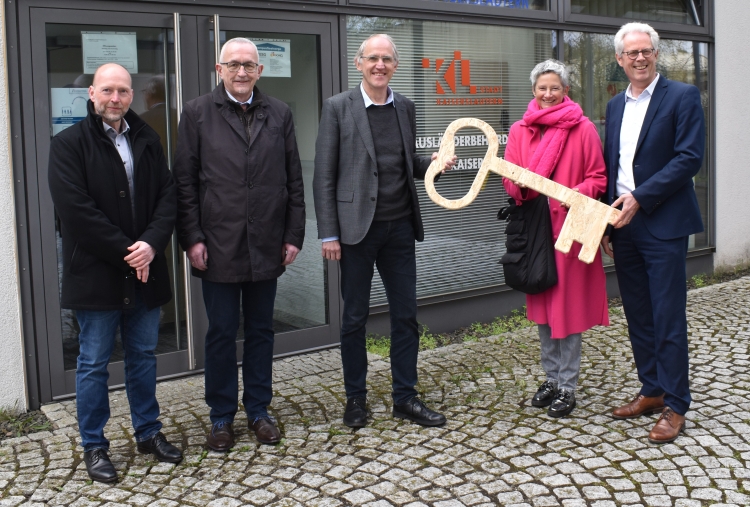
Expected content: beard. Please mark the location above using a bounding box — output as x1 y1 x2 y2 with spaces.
95 103 126 124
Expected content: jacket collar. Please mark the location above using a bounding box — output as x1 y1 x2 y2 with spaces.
84 99 153 143
213 83 268 146
212 82 265 108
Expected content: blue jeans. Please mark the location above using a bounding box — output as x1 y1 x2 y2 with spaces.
202 278 277 423
75 290 162 451
339 217 419 405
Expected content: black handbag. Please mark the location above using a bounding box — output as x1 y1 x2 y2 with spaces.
497 195 558 294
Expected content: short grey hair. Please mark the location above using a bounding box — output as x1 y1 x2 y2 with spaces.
530 59 569 89
219 37 258 63
614 22 660 55
354 34 400 65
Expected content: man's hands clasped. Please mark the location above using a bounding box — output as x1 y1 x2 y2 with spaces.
125 241 156 282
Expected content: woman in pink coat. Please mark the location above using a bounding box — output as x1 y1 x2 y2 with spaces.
503 59 609 417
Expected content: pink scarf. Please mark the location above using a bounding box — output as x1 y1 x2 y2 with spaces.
522 96 586 178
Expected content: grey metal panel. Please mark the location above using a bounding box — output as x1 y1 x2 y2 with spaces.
7 0 46 409
62 349 193 397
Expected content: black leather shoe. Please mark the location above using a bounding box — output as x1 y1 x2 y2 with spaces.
532 380 558 407
137 432 183 463
393 397 446 427
249 416 282 445
547 389 576 418
206 421 234 452
343 397 368 428
83 448 117 483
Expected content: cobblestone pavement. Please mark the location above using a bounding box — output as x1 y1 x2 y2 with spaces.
2 276 750 507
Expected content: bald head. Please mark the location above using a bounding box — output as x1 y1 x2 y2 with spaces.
89 63 134 130
92 63 132 88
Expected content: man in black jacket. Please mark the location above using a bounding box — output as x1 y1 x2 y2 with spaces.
174 38 305 450
48 63 181 483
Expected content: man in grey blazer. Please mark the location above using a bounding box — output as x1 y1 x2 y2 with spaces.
313 34 454 428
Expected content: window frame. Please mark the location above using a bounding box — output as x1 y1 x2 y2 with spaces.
561 0 712 37
344 0 558 22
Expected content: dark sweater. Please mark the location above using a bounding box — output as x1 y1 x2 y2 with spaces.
367 104 412 222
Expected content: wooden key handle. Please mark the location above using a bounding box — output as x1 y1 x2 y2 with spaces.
425 118 500 210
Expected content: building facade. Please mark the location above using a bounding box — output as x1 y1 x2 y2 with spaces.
0 0 745 410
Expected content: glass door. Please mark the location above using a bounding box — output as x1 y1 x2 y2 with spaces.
197 14 340 357
27 8 201 398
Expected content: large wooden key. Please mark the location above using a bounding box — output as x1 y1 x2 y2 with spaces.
424 118 621 264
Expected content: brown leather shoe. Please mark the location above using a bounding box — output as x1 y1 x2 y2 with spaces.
648 407 685 444
249 416 281 445
206 422 234 452
612 394 665 420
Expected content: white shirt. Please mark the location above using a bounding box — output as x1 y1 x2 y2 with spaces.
226 89 254 106
102 119 135 210
617 74 660 196
360 82 395 108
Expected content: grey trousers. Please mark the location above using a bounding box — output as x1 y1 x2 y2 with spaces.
539 324 582 391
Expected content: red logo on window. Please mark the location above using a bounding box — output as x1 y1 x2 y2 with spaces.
422 52 503 105
422 51 476 95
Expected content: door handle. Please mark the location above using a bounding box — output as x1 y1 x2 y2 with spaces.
214 14 221 86
173 12 196 370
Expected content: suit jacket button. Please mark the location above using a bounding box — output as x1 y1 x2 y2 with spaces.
124 298 130 304
248 182 254 188
248 216 254 222
373 172 378 176
371 197 375 201
119 191 126 197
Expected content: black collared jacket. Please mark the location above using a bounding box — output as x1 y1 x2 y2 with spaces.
48 100 176 310
173 84 305 283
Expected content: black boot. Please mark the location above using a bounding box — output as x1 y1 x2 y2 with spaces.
547 388 576 418
531 380 558 407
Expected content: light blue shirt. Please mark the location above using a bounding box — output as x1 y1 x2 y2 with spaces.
103 119 135 210
321 83 396 244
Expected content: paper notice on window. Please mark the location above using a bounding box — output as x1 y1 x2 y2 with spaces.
50 88 89 136
255 39 291 78
81 32 138 74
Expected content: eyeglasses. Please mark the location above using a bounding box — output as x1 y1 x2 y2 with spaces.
361 54 396 65
219 61 259 73
622 48 656 60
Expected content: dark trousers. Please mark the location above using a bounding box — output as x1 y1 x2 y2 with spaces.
202 278 277 423
339 217 419 405
612 211 691 415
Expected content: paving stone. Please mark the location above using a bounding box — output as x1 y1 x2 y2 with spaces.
3 277 750 505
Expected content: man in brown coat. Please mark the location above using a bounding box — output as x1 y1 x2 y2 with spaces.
174 37 305 449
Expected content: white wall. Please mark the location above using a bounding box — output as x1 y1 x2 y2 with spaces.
714 1 750 269
0 3 28 412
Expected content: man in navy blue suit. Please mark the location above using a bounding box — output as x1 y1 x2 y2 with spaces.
601 22 705 444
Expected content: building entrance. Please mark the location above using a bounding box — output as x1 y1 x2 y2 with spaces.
23 4 340 401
